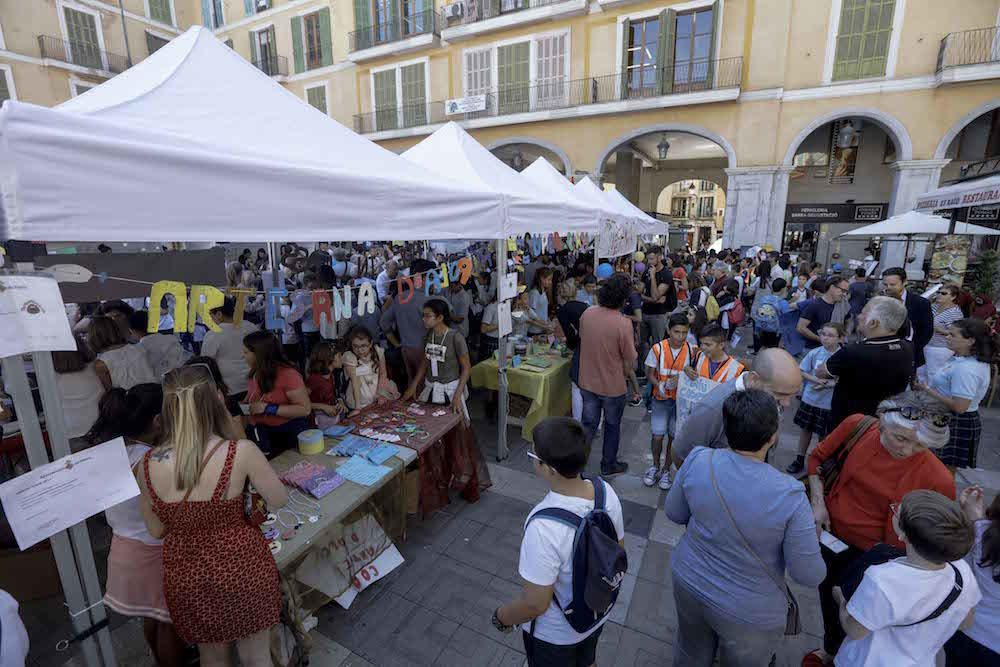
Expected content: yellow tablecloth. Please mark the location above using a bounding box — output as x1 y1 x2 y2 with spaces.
470 354 572 443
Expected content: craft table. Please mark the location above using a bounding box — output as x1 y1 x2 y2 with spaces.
470 353 572 443
345 400 491 516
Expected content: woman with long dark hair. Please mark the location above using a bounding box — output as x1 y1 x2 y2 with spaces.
402 298 472 421
242 330 310 456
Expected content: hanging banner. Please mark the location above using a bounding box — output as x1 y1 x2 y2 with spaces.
445 95 487 115
596 219 638 259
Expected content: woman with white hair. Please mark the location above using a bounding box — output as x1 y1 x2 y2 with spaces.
802 391 955 666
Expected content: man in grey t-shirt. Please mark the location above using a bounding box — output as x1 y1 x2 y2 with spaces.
672 349 803 466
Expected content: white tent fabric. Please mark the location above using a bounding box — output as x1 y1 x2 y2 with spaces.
606 189 668 235
838 211 1000 237
915 175 1000 212
520 157 581 197
573 177 632 227
401 123 599 235
0 27 505 242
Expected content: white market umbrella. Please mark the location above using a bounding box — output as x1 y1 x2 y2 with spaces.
838 211 1000 238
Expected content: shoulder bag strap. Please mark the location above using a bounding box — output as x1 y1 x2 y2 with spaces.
899 563 964 627
709 450 795 606
834 416 878 469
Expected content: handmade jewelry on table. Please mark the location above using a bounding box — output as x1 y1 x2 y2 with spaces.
262 512 277 526
268 540 282 555
287 490 322 524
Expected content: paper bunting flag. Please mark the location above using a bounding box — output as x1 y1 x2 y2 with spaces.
265 287 287 330
149 281 188 333
188 285 224 332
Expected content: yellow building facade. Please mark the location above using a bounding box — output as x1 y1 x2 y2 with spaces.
3 0 1000 263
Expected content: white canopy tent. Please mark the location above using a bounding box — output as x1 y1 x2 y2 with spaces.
401 122 599 235
915 174 1000 212
0 27 505 242
606 188 669 235
573 176 633 228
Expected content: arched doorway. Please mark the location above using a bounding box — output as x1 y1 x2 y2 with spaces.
938 103 1000 184
655 179 727 250
783 111 909 270
595 125 732 250
487 138 572 174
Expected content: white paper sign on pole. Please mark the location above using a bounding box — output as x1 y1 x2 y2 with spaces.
499 272 518 302
445 95 487 115
0 274 76 358
596 219 638 259
0 437 140 550
497 301 513 337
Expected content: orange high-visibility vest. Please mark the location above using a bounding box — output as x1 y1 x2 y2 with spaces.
696 354 745 383
649 342 693 400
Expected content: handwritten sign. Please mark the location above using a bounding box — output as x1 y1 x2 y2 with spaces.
0 274 77 358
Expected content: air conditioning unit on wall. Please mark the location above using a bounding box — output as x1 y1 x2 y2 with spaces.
256 0 271 11
445 3 464 19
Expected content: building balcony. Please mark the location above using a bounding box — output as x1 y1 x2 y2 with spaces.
354 57 742 136
937 26 1000 83
253 55 287 77
37 35 128 75
440 0 587 42
348 9 440 62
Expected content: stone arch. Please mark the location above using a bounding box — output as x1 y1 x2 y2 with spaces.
782 107 913 166
593 123 739 176
933 98 1000 160
485 136 573 174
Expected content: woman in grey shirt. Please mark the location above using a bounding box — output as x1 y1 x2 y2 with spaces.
665 389 826 666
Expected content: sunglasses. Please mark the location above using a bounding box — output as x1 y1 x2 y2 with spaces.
883 406 952 428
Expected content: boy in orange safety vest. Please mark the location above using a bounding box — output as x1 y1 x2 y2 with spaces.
684 323 746 384
643 313 694 490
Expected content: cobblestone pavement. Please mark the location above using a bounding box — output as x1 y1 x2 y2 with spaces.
37 336 1000 666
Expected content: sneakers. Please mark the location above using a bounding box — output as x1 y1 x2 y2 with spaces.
658 470 673 490
602 461 629 476
786 456 805 476
642 466 659 487
628 396 643 408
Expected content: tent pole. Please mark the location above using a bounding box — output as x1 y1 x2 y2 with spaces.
0 356 109 667
495 237 509 461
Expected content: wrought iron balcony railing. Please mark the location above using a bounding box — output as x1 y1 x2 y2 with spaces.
937 26 1000 71
348 8 439 52
441 0 573 28
37 35 129 73
253 55 288 77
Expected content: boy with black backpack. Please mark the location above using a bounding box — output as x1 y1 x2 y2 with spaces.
493 417 627 666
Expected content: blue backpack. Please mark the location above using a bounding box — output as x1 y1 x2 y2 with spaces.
525 476 628 634
756 294 782 333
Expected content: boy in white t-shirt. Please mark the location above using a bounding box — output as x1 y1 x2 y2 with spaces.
833 489 981 667
493 417 625 666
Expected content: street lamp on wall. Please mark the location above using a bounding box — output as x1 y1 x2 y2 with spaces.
657 134 670 160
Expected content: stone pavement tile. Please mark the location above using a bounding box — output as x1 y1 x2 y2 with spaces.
624 533 648 575
773 632 826 667
647 508 686 546
625 579 679 639
434 625 524 666
53 616 153 667
611 626 674 666
340 656 376 667
460 577 528 653
317 579 399 652
608 572 638 625
400 509 457 554
485 463 549 506
354 592 459 666
636 540 674 586
593 620 624 664
460 490 534 535
607 472 663 509
307 631 354 666
620 498 656 537
387 549 440 598
444 520 523 581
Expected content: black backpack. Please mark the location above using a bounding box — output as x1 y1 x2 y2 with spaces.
525 475 628 634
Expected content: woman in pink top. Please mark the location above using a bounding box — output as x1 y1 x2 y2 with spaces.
242 331 311 457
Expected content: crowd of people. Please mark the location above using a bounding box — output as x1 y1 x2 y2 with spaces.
1 239 999 667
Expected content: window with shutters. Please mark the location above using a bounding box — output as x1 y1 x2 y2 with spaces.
673 6 714 92
626 18 660 96
700 180 715 191
698 196 714 218
400 62 426 126
373 68 399 131
145 32 169 56
497 42 529 115
148 0 174 25
252 26 278 74
304 12 323 70
535 33 567 109
402 0 427 36
63 7 103 70
209 0 224 28
832 0 896 81
306 84 328 115
464 48 492 115
671 197 689 218
371 60 428 130
0 67 13 107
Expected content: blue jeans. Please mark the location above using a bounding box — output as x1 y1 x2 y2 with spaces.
580 388 626 468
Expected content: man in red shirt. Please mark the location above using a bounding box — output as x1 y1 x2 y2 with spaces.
579 274 641 476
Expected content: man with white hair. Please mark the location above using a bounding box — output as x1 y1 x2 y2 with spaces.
376 260 399 302
818 295 913 427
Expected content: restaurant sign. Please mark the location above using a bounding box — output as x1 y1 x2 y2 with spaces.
916 182 1000 211
785 203 887 223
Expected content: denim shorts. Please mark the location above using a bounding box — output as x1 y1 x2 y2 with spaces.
651 397 677 437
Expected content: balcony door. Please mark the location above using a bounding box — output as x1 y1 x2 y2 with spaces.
402 0 426 35
63 7 103 70
534 33 567 109
624 17 660 98
464 48 493 117
253 26 277 74
497 42 529 115
304 12 323 70
673 6 715 92
373 69 399 131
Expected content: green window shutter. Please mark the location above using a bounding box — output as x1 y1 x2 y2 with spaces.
149 0 172 24
307 86 328 114
498 42 529 115
201 0 212 28
388 0 401 42
619 17 630 99
833 0 895 81
400 62 426 126
64 7 103 70
318 7 333 67
244 0 254 17
705 1 720 86
353 0 372 50
291 16 304 73
373 69 398 131
249 31 258 64
658 9 676 95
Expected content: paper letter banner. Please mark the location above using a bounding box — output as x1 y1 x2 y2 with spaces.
265 288 287 330
437 263 450 289
228 288 254 325
455 257 473 284
148 281 188 332
332 286 352 322
312 290 333 329
396 276 414 304
357 282 376 316
188 285 224 332
0 274 77 358
423 268 442 295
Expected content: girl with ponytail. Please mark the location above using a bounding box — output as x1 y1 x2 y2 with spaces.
90 383 185 666
136 365 287 666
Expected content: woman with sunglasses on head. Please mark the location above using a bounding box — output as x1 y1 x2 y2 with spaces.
914 318 995 471
136 365 288 667
242 330 311 457
802 391 955 666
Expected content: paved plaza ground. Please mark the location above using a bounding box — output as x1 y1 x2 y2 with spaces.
28 343 1000 667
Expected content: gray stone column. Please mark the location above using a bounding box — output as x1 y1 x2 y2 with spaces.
722 166 795 249
882 159 952 278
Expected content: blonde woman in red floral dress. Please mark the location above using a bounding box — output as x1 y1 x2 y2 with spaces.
137 364 288 666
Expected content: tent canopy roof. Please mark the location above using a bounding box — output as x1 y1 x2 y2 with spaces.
0 27 504 242
838 211 1000 237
